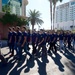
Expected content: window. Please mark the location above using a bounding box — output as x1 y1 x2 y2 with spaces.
2 0 22 15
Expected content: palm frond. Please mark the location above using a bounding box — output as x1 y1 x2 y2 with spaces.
35 18 44 25
28 9 43 29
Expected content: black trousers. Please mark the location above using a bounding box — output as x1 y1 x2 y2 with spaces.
8 43 12 52
32 43 36 55
27 42 30 51
11 44 14 55
0 54 7 65
38 44 47 55
48 42 57 53
68 41 71 49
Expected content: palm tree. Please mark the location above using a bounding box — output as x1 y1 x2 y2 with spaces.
28 10 44 31
52 0 62 30
48 0 63 30
49 0 52 30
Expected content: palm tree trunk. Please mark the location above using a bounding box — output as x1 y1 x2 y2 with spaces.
53 4 56 30
32 25 34 31
50 0 52 30
53 0 56 30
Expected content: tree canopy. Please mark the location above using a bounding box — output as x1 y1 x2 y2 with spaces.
28 9 44 30
0 12 28 26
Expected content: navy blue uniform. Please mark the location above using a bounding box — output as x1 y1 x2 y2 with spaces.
67 34 72 43
11 31 17 55
64 33 68 41
67 34 72 49
32 33 37 55
16 31 22 43
8 32 12 42
18 32 32 61
11 31 17 44
8 31 12 52
27 32 31 50
27 32 30 43
38 33 47 55
48 34 52 43
32 33 37 43
59 34 63 40
46 33 49 42
53 33 57 43
43 33 47 44
37 33 40 44
39 34 45 45
20 32 27 45
48 33 57 53
14 31 22 57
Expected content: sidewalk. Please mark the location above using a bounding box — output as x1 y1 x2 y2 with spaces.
0 47 75 75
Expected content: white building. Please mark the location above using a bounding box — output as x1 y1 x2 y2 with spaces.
9 0 21 16
55 0 75 30
0 0 28 16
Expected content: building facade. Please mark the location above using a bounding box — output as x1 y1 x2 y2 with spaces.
0 0 28 39
8 0 21 16
55 0 75 30
1 0 28 16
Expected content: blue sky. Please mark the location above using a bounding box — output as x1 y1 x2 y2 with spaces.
26 0 69 30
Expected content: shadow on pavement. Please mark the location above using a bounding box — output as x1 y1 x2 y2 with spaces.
48 52 64 72
0 53 35 75
63 49 75 75
0 47 75 75
63 49 75 63
36 54 49 75
0 57 16 75
24 57 35 73
0 54 27 75
8 54 26 75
